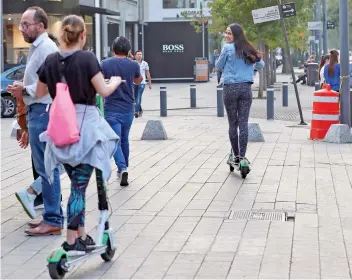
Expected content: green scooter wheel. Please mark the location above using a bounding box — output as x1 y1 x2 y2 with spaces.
48 257 67 279
101 234 116 262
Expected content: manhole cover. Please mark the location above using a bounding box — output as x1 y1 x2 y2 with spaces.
228 211 287 221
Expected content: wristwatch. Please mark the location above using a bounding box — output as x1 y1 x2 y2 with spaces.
22 87 30 96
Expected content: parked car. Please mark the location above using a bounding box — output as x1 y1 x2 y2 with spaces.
1 65 25 118
1 97 6 116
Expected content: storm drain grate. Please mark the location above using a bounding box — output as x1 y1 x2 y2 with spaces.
228 211 287 222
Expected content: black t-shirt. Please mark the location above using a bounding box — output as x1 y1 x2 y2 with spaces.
37 50 101 105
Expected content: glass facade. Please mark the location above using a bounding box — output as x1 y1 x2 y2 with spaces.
3 13 95 67
162 0 213 10
163 0 198 9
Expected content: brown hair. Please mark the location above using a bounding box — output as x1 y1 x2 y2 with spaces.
328 49 339 76
318 54 330 80
61 15 85 47
229 23 262 64
27 6 48 29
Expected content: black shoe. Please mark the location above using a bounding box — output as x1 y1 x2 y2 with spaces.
79 234 95 251
120 171 129 187
134 112 139 118
62 238 87 252
234 156 240 165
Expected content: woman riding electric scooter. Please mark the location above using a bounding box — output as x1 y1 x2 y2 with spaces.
216 23 264 178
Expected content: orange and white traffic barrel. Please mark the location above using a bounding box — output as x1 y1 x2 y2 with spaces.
310 84 339 139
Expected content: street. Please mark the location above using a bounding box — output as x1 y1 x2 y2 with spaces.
2 75 352 279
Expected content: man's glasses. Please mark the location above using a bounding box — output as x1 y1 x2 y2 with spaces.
19 22 38 32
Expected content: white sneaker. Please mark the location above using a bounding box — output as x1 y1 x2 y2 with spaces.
15 189 37 219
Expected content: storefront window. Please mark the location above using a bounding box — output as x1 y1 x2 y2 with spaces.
163 0 198 8
3 13 95 66
83 15 94 52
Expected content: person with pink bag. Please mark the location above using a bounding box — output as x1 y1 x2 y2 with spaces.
36 15 121 252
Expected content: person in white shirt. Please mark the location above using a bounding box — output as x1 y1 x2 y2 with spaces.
7 6 63 236
134 50 152 118
318 54 330 87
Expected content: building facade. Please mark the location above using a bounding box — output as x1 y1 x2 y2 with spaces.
1 0 140 71
140 0 212 81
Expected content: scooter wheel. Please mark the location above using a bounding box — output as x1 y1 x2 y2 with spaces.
229 165 234 172
101 238 115 262
241 167 249 179
48 258 67 279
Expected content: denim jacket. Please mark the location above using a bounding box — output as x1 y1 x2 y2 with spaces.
215 43 265 84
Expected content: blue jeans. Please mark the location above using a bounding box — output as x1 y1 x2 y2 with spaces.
134 84 146 113
105 111 134 171
27 104 63 227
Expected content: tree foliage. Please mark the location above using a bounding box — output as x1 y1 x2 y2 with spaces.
326 0 352 49
208 0 314 50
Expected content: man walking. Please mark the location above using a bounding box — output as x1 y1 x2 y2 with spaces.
101 37 142 186
7 6 63 236
134 50 152 118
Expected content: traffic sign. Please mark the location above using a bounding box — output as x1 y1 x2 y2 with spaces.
252 5 281 24
308 21 323 30
280 3 296 18
327 21 336 29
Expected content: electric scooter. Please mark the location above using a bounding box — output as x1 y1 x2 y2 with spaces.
227 149 250 179
46 169 116 279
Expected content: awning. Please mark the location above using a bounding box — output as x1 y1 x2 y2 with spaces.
79 5 120 16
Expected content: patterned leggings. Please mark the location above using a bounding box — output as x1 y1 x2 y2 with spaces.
64 164 94 231
223 83 253 158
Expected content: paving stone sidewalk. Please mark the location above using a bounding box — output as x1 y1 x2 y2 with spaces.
2 110 352 279
142 72 315 122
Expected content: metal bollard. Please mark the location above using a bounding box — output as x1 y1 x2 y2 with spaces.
160 86 167 117
217 85 224 117
267 88 274 120
282 82 288 107
190 85 196 108
315 82 320 91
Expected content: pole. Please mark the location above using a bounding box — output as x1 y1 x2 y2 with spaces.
277 0 307 125
190 85 196 108
217 85 224 117
282 82 288 107
267 88 275 119
339 0 350 126
322 0 328 54
202 23 205 58
315 82 320 91
316 0 322 57
201 2 205 58
160 87 167 117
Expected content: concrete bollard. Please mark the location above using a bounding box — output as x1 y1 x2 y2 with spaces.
315 82 320 91
282 82 288 107
217 85 224 117
267 87 274 120
190 85 196 108
160 86 167 117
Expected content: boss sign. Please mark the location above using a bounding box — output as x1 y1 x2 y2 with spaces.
162 44 185 53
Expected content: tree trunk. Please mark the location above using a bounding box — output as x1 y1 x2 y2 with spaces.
257 30 264 99
282 48 291 74
265 44 271 87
